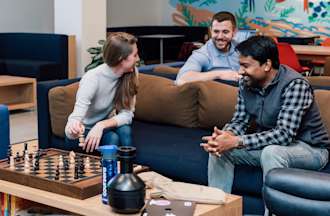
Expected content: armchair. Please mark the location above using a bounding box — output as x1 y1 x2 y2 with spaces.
263 168 330 216
0 104 10 159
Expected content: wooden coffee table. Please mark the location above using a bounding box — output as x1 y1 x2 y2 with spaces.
0 180 242 216
0 75 36 110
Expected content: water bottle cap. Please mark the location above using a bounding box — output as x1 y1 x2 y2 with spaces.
98 145 117 158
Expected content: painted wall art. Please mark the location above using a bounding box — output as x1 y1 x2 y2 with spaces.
169 0 330 42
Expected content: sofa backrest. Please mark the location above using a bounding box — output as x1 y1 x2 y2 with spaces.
47 74 330 140
0 33 68 61
0 33 68 72
315 90 330 136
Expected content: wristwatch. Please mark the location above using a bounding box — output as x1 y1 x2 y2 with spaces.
236 137 245 149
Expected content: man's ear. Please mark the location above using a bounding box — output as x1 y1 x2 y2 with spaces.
265 59 272 71
233 28 238 37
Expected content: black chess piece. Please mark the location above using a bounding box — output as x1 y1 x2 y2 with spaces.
35 160 39 171
64 160 69 171
15 152 20 162
24 142 28 154
7 147 12 164
74 165 79 179
55 166 60 180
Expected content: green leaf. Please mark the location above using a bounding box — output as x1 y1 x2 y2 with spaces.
98 40 105 45
264 0 276 13
87 47 102 54
280 7 295 18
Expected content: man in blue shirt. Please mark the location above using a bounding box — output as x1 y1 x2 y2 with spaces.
175 11 249 86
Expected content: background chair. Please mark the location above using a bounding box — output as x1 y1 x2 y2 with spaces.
310 38 330 75
263 168 330 216
0 104 10 159
277 42 311 75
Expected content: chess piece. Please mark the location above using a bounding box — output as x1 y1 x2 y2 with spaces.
78 125 85 148
15 152 20 162
34 160 39 171
58 155 64 168
9 156 15 170
24 160 30 173
85 157 90 169
55 165 60 180
79 133 85 147
7 146 12 164
74 165 79 179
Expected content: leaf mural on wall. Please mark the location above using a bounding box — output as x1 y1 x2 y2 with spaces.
169 0 330 41
264 0 277 13
236 0 250 28
308 1 330 23
173 0 217 26
248 0 255 12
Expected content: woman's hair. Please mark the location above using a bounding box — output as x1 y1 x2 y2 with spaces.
103 32 138 111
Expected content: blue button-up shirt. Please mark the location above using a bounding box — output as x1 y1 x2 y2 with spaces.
176 39 240 82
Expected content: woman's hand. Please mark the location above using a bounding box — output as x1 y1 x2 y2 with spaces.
84 122 105 152
66 119 84 139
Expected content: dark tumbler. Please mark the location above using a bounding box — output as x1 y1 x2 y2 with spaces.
107 146 146 213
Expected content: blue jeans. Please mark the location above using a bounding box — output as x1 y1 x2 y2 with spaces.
100 125 132 147
65 125 132 149
208 140 329 193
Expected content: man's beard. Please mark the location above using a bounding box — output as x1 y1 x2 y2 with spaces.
243 76 258 88
213 39 230 51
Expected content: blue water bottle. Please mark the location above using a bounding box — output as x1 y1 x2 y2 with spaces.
98 145 118 204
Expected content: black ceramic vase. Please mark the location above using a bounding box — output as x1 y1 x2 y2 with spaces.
107 146 146 213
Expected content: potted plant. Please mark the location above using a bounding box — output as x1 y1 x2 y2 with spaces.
85 39 144 72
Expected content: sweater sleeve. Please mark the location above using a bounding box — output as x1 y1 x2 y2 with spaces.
112 96 136 126
65 75 98 138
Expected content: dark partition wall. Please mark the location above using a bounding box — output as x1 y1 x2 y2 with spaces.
107 26 208 64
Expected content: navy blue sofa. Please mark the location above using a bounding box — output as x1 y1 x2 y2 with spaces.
0 33 69 81
0 104 10 159
37 63 330 215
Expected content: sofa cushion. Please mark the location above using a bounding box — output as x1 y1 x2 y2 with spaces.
314 89 330 135
135 73 199 128
48 82 79 137
153 65 180 74
306 76 330 88
197 81 238 129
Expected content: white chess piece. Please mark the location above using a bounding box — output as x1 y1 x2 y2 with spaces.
85 157 90 169
24 160 30 173
9 156 15 170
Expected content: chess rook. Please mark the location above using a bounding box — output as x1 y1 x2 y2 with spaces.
78 133 85 147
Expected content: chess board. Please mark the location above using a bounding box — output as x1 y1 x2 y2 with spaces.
0 148 102 199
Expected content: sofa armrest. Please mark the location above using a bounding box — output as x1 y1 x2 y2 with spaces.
0 104 10 159
37 78 80 149
324 56 330 76
263 168 330 216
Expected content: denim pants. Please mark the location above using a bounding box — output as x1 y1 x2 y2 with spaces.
100 125 132 147
65 125 132 149
208 140 329 193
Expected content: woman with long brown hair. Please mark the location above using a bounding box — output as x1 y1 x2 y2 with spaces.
65 32 139 152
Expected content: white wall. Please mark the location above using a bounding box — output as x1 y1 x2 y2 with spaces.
55 0 106 77
0 0 54 33
107 0 163 27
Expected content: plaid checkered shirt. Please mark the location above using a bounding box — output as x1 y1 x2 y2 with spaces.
223 78 313 150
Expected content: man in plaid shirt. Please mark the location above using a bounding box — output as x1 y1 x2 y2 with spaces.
201 36 330 194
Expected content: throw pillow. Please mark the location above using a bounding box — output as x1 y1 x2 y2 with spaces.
153 65 180 74
135 73 199 127
48 82 79 137
197 81 238 129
